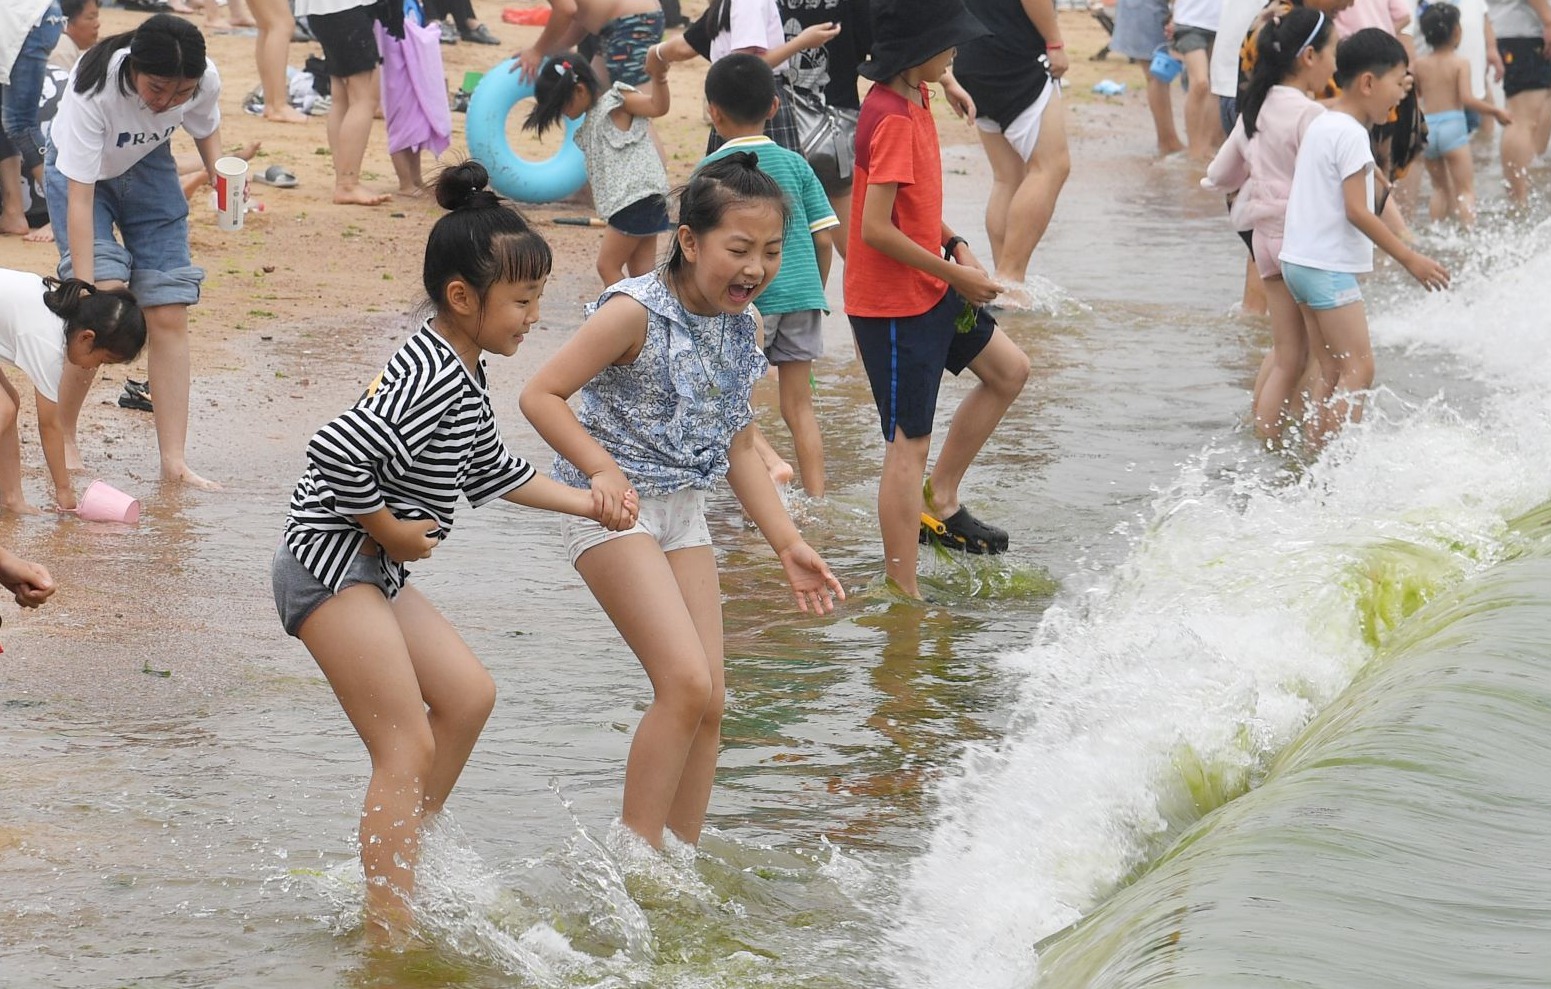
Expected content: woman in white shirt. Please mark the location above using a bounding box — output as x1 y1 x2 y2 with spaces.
43 12 222 490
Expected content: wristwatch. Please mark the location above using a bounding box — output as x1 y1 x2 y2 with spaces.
943 235 968 259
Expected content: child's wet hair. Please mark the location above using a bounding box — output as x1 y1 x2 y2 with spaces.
424 161 553 314
75 12 206 99
41 277 146 362
1241 7 1335 137
663 152 790 280
704 53 776 126
523 52 601 137
1419 2 1462 49
1335 27 1409 89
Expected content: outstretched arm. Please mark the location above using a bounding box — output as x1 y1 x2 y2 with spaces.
725 427 844 613
33 394 73 511
1342 169 1448 289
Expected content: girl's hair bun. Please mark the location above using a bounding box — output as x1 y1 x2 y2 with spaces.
435 160 502 212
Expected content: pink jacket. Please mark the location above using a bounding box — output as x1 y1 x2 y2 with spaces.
1203 85 1325 239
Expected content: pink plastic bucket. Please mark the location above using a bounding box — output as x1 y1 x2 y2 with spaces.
76 480 141 524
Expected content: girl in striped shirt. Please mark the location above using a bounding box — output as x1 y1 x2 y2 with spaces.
272 161 637 941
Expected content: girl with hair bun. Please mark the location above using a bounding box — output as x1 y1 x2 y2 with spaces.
521 152 845 850
0 268 145 515
44 12 222 491
272 161 638 941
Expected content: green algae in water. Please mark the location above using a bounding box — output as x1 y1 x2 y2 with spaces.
1340 539 1465 650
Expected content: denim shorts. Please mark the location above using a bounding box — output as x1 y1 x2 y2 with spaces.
272 541 394 638
1172 25 1214 56
607 194 671 236
564 488 711 566
1 1 63 169
1281 261 1363 311
44 141 204 308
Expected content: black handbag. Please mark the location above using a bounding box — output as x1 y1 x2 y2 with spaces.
786 83 857 190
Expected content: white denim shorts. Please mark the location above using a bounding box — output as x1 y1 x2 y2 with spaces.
564 488 711 566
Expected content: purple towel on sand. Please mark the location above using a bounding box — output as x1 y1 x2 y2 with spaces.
375 19 452 157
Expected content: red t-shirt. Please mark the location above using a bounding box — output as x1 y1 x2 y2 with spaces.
843 83 948 319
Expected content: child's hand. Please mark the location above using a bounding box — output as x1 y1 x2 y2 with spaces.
646 43 668 81
947 264 1002 308
0 549 55 609
589 467 639 531
1494 106 1514 125
378 518 440 563
794 21 841 50
1403 250 1450 291
776 541 845 614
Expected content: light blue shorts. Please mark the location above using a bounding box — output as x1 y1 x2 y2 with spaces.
1281 261 1363 311
1424 109 1470 159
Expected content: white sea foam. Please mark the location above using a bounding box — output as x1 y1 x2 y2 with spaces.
887 221 1551 989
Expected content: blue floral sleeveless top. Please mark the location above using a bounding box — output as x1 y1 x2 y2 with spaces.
553 273 769 496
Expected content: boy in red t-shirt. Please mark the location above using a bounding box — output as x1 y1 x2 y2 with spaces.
846 0 1030 598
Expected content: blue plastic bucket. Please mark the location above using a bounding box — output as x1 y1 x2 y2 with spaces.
1149 44 1183 83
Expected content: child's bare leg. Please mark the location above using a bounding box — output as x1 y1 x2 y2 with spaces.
626 232 658 277
749 422 794 487
978 130 1017 269
251 0 308 123
575 535 719 847
390 149 424 196
1143 66 1184 156
0 156 27 236
0 376 36 514
1242 254 1267 315
983 97 1070 303
1252 276 1308 443
595 227 639 287
145 303 220 490
880 432 932 598
1442 145 1477 226
924 330 1029 518
776 360 825 497
329 71 392 206
1308 302 1373 440
661 545 724 843
1424 156 1452 221
390 585 496 815
1182 49 1218 159
299 585 435 940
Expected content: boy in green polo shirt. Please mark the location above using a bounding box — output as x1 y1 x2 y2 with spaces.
700 53 839 498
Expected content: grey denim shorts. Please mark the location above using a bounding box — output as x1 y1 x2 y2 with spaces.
271 541 393 638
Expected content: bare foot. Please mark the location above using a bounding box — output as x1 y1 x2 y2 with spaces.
23 223 53 244
991 283 1034 310
163 464 223 491
205 17 232 30
234 140 263 160
334 187 393 206
4 499 42 517
395 185 427 199
0 215 27 236
768 458 795 488
263 106 309 124
181 170 209 199
1156 141 1186 158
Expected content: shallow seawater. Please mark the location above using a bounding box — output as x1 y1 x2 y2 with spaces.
5 128 1551 988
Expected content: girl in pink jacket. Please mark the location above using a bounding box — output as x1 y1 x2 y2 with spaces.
1205 7 1336 445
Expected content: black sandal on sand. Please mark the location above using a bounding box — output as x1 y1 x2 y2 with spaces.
118 379 152 413
919 507 1009 555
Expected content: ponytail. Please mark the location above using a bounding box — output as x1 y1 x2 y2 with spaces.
522 53 600 137
41 277 147 362
1241 7 1332 138
75 13 206 99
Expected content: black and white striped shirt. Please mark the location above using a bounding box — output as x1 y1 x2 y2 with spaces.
284 321 535 593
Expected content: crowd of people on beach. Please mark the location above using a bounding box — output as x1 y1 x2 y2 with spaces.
1 0 1548 944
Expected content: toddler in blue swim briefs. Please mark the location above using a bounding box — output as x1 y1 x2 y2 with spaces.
1413 2 1512 226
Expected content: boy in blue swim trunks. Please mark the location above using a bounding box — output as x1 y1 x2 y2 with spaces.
846 0 1032 595
1280 29 1450 443
1414 2 1512 226
515 0 665 89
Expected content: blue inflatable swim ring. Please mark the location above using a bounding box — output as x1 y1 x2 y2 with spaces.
465 58 588 204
